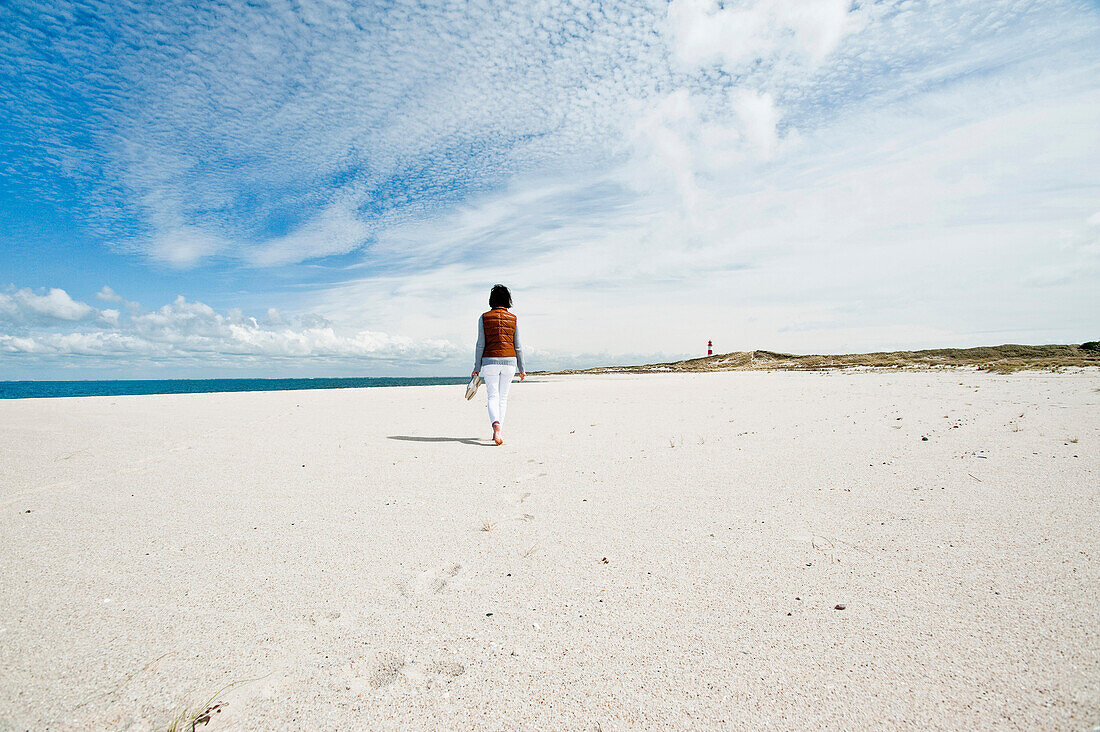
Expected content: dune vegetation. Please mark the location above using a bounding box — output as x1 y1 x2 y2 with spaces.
551 343 1100 375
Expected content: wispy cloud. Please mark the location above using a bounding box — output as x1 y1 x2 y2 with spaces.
250 196 373 267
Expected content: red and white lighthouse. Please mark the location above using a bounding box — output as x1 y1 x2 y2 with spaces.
707 340 713 356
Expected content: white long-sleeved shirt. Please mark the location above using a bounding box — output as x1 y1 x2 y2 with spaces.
473 315 525 373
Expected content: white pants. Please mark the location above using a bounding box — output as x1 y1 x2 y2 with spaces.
480 362 516 427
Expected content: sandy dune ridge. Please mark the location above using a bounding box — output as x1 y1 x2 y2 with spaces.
0 370 1097 729
551 344 1100 375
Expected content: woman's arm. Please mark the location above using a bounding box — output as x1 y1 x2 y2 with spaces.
472 316 485 376
514 321 525 376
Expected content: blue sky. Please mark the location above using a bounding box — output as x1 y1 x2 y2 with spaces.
1 0 1098 379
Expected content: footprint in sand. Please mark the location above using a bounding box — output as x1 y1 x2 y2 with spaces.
343 653 406 693
405 660 467 687
401 563 462 597
307 609 345 626
495 470 548 505
345 654 466 694
369 655 407 688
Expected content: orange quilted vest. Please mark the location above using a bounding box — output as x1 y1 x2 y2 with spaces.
482 308 517 358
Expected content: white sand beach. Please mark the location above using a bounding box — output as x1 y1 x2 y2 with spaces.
1 370 1097 730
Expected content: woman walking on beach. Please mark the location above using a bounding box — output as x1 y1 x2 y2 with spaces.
472 284 526 445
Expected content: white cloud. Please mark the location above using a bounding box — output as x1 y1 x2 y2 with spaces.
665 0 855 71
23 287 93 321
147 226 228 267
95 286 124 303
627 90 707 210
96 286 141 312
0 288 459 367
0 287 96 323
731 89 781 159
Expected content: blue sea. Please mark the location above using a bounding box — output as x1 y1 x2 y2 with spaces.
0 377 471 400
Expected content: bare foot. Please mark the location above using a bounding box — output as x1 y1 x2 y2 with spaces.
492 422 503 445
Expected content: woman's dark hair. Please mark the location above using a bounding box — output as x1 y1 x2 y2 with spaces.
489 284 512 309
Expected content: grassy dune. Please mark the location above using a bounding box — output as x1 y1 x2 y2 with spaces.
550 343 1100 375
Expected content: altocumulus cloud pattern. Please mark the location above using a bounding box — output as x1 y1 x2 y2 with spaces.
1 0 1098 376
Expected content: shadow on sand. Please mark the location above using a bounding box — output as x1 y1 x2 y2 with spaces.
387 435 489 446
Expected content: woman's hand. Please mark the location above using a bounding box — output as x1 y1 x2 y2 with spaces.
519 372 526 381
471 370 478 377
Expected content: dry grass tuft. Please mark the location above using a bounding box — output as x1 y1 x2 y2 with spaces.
165 676 262 732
